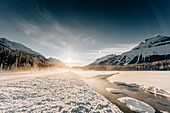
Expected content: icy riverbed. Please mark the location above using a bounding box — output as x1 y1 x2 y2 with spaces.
74 70 170 112
0 71 122 112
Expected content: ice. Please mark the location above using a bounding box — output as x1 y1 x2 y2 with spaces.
114 81 126 85
108 71 170 97
118 97 155 113
106 88 122 94
139 85 170 98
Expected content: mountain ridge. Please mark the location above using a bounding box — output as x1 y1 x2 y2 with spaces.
90 35 170 66
0 37 46 61
0 37 66 70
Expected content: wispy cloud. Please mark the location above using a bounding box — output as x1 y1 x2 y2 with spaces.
78 43 138 65
88 43 138 55
10 8 98 65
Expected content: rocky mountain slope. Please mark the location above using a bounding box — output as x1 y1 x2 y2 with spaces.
90 35 170 66
0 38 46 60
0 37 66 70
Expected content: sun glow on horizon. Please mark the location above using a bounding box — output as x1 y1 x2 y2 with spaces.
65 58 73 63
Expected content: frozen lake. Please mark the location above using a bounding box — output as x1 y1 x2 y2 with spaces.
108 71 170 91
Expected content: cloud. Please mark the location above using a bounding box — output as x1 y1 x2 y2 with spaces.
89 43 137 55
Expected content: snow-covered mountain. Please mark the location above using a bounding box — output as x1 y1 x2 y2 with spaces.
0 37 46 60
90 35 170 65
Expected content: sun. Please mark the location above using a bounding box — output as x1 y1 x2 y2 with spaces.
65 58 73 63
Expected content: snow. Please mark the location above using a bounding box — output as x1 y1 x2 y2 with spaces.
106 88 122 94
139 85 170 97
118 97 155 113
108 71 170 97
0 70 122 112
93 54 116 64
160 110 169 113
0 69 68 82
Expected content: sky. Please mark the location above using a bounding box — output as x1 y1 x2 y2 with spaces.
0 0 170 66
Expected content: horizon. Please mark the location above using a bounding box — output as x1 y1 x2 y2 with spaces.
0 0 170 66
0 34 165 67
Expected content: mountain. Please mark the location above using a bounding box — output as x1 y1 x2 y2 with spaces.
0 37 66 70
48 57 67 67
0 46 56 71
90 35 170 66
0 38 46 60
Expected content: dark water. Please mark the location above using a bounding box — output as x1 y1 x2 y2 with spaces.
81 75 170 113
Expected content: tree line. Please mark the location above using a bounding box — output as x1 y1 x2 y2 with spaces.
86 60 170 71
0 46 55 71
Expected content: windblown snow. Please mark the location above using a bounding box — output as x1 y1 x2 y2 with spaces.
0 71 122 112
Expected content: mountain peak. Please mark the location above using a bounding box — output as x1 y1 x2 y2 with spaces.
154 34 161 37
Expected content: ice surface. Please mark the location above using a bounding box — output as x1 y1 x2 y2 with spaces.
0 71 122 112
108 71 170 97
118 97 155 113
106 88 122 94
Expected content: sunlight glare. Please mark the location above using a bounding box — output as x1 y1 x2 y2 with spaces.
65 58 73 63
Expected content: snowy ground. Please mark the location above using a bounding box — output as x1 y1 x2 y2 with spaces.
0 71 122 112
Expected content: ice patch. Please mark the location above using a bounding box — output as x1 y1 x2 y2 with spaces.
114 81 126 85
118 97 155 113
106 88 122 94
139 85 170 98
